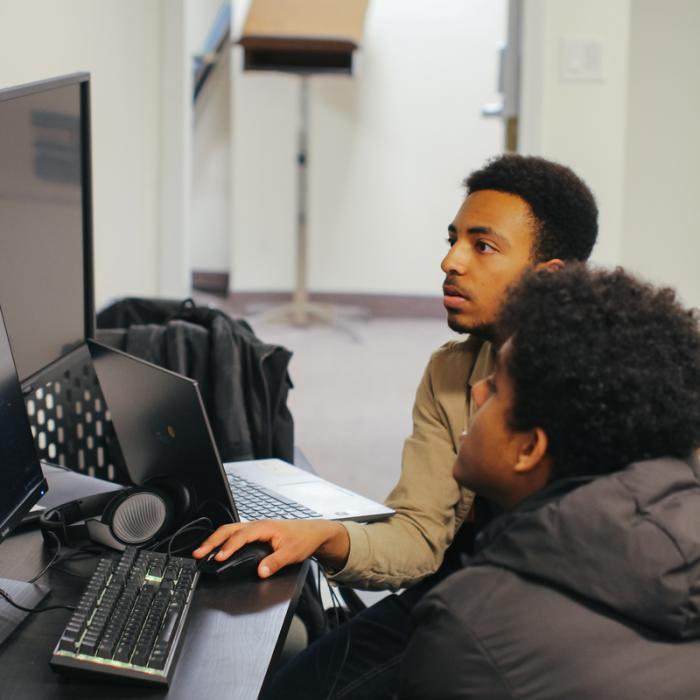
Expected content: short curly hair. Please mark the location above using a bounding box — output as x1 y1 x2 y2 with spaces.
465 154 598 262
497 265 700 480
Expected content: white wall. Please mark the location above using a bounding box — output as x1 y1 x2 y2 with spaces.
158 0 230 296
0 0 162 309
190 2 232 273
230 0 507 295
519 0 631 266
158 0 194 298
621 0 700 308
230 55 299 292
519 0 700 308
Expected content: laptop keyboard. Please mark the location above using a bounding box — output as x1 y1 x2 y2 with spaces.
226 473 322 520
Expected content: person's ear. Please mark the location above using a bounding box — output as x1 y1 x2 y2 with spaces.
535 258 564 272
513 427 549 474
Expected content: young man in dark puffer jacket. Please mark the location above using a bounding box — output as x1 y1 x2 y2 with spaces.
401 265 700 699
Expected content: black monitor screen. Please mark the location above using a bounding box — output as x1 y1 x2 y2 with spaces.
0 75 92 383
0 306 46 541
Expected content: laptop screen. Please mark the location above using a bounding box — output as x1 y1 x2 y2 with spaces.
0 306 47 540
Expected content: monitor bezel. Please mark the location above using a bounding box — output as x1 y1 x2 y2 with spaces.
0 478 47 543
0 305 48 543
0 72 96 392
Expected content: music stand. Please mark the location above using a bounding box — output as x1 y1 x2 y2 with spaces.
238 0 369 327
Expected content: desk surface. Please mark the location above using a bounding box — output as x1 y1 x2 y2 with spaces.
0 525 308 699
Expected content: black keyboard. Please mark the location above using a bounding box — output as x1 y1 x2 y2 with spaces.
227 473 322 520
51 547 199 686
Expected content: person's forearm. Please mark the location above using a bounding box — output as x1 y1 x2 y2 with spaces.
315 521 351 571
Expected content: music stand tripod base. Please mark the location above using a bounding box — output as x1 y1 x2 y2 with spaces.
260 299 336 327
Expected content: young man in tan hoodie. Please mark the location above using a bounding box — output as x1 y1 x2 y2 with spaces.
196 154 599 699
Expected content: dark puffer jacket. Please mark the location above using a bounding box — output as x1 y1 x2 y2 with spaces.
400 457 700 699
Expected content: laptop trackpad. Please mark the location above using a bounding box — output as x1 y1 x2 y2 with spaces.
280 482 371 514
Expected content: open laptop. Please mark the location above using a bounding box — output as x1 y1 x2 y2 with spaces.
87 340 394 524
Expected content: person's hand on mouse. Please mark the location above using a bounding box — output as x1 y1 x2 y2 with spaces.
192 519 350 578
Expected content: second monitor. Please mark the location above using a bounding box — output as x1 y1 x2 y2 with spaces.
0 72 94 390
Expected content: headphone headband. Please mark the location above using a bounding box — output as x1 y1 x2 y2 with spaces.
40 490 126 547
40 479 193 550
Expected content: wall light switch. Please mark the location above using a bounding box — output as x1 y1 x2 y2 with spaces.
559 37 604 82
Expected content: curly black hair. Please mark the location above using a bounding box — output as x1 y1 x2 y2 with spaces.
465 154 598 263
497 265 700 480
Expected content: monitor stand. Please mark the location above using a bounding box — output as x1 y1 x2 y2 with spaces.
0 577 49 646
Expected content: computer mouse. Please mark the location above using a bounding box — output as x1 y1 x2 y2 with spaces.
198 541 274 581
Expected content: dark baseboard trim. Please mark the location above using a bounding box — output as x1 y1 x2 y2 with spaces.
192 290 445 319
192 271 230 296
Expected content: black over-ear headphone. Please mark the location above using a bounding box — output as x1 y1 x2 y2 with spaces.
40 479 193 551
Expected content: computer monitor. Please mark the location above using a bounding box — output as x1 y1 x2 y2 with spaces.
0 304 50 645
0 73 94 389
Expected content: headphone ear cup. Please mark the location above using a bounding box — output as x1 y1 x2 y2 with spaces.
100 480 193 548
102 488 174 547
